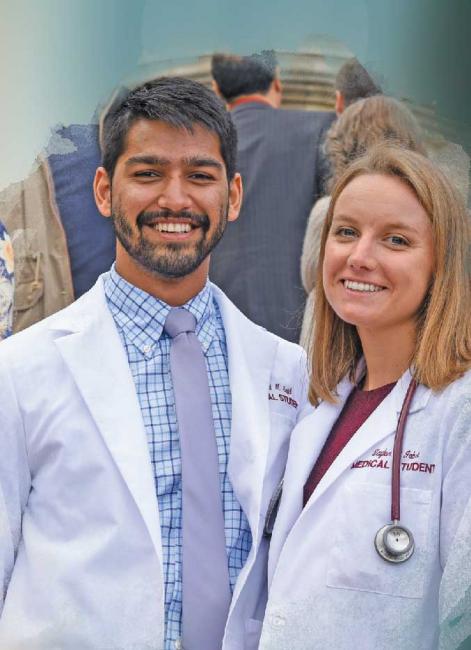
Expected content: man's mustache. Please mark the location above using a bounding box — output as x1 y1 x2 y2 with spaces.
137 210 210 230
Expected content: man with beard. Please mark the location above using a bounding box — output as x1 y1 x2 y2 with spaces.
0 77 309 650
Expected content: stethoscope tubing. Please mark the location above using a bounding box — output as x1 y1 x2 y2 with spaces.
391 378 418 522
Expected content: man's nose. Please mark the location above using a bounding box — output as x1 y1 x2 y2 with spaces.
156 177 192 212
347 237 377 271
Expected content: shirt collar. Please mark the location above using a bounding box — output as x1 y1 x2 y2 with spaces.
229 96 273 110
104 264 217 358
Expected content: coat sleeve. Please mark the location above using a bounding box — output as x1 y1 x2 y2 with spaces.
0 356 31 610
440 395 471 566
438 395 471 647
294 346 312 425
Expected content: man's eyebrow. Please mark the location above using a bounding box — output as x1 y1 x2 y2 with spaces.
124 155 224 172
184 156 224 171
125 155 170 166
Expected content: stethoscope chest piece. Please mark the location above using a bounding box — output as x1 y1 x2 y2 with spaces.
374 523 415 563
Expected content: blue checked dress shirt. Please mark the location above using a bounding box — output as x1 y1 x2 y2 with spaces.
104 266 252 649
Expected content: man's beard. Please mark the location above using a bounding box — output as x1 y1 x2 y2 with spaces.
111 204 229 279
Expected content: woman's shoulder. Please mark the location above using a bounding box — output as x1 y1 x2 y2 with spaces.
431 369 471 404
425 372 471 454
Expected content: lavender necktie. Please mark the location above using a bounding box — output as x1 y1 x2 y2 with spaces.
164 307 231 650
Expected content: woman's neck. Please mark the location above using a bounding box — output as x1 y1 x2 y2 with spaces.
358 323 416 390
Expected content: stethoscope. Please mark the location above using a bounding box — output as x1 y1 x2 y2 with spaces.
374 377 417 563
264 378 418 565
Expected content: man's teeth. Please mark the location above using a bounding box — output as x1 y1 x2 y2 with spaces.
153 223 192 233
344 280 384 292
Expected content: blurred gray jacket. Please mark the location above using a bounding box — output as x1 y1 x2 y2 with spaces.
210 102 334 342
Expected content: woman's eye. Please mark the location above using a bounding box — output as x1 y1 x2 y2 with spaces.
335 227 357 238
387 235 409 246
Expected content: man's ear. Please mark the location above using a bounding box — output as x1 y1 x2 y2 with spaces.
335 90 345 115
94 167 112 217
227 173 243 223
271 77 283 108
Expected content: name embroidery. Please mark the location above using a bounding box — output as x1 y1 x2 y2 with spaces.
268 383 298 409
351 448 435 473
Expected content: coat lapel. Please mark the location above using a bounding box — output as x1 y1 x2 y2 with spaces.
51 279 163 560
212 285 277 547
276 377 353 526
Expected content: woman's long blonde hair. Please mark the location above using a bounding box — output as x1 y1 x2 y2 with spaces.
308 144 471 406
325 95 426 192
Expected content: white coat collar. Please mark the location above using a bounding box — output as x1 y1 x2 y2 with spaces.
49 276 163 564
49 276 279 564
210 282 278 547
299 366 432 512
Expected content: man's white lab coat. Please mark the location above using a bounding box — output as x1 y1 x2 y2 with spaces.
0 276 309 650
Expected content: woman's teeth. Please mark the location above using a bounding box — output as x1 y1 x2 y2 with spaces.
344 280 384 292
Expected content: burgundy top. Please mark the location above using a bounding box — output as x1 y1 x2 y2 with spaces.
303 381 396 506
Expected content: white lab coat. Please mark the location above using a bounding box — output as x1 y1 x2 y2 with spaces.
259 368 471 650
0 276 310 650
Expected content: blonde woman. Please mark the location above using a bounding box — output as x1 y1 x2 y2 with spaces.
300 95 425 348
260 145 471 649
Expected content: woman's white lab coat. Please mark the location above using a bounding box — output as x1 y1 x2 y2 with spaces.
259 368 471 649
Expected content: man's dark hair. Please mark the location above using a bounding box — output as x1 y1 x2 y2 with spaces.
101 76 237 180
335 58 382 108
211 51 277 103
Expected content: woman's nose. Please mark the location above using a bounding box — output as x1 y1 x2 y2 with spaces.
347 237 377 271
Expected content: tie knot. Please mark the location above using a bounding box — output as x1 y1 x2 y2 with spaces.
164 308 197 338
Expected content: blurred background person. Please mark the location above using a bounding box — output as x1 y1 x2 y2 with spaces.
0 124 115 333
210 50 334 342
0 221 14 340
300 95 426 348
334 57 382 116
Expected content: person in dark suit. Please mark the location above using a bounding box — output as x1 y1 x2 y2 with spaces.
210 51 334 342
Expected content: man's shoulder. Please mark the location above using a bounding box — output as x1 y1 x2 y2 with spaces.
269 107 334 130
0 278 107 366
211 283 306 363
233 104 333 126
234 107 334 152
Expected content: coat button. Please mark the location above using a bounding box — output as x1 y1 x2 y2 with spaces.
270 613 286 627
175 638 183 650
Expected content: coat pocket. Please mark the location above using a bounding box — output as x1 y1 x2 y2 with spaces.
326 482 432 599
14 252 44 311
